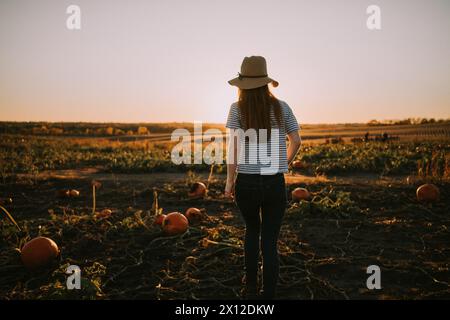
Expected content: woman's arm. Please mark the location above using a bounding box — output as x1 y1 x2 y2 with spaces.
287 130 301 165
225 129 238 198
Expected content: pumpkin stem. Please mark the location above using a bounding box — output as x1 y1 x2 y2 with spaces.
0 205 21 231
92 184 96 215
206 163 214 190
152 189 159 216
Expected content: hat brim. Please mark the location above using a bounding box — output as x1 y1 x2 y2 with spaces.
228 76 279 90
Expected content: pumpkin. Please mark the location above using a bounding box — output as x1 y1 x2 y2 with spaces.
95 209 112 219
188 182 207 198
291 187 311 201
0 197 13 206
69 189 80 197
185 207 202 224
154 214 166 226
21 237 59 270
416 184 439 202
185 256 197 264
56 189 70 198
162 212 189 235
292 160 305 169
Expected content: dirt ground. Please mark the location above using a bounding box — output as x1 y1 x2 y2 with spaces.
0 170 449 300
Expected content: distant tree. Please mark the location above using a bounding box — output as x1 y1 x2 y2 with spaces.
138 126 149 135
394 119 412 125
106 127 114 135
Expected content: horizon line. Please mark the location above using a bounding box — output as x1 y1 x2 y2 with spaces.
0 118 449 126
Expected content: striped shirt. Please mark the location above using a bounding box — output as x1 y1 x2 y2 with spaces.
225 100 300 174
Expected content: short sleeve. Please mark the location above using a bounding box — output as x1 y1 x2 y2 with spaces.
225 103 242 129
283 102 300 134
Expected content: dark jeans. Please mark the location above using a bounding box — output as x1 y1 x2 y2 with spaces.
234 172 287 299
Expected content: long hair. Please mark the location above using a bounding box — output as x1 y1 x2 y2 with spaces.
238 85 282 139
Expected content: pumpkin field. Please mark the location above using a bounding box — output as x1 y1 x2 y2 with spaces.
0 122 449 300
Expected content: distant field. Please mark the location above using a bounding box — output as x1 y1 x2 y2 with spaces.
1 121 449 144
0 128 449 178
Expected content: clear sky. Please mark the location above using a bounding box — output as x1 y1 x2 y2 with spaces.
0 0 449 124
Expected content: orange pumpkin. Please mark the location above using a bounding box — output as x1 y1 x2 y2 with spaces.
69 189 80 197
56 189 70 198
0 197 13 205
291 187 311 201
95 209 112 219
416 184 440 202
188 182 207 198
292 160 305 169
154 214 166 226
21 237 60 270
185 208 202 224
162 212 189 235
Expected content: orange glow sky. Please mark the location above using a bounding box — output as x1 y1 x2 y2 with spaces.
0 0 449 124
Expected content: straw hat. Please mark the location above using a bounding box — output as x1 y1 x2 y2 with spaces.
228 56 279 90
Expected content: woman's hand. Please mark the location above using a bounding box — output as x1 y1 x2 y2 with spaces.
224 180 235 199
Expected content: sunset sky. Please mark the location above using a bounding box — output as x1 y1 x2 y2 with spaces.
0 0 449 124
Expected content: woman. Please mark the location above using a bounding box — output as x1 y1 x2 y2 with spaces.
224 56 301 299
